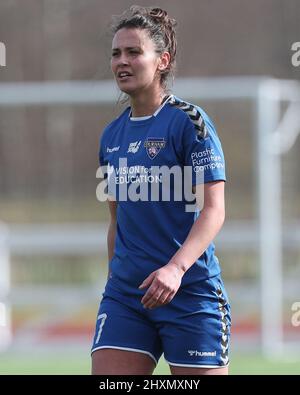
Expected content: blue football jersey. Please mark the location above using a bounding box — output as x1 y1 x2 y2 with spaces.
98 96 226 287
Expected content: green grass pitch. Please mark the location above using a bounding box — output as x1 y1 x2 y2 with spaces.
0 351 299 375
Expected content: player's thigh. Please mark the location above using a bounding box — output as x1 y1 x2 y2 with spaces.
91 293 163 374
92 348 156 375
170 365 228 375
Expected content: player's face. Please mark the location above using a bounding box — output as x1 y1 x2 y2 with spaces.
111 28 161 96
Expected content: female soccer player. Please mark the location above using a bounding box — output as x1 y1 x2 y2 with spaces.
92 6 231 375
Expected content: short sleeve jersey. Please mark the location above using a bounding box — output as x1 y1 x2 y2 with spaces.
98 95 226 287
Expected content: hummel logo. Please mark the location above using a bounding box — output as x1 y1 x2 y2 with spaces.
188 350 217 357
127 140 141 154
107 146 120 153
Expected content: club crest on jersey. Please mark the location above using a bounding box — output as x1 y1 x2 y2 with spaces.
144 137 166 160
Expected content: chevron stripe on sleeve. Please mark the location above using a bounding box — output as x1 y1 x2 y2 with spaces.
169 96 208 139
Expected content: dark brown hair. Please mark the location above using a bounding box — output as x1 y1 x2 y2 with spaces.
112 5 177 90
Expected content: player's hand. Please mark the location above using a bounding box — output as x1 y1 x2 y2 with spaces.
138 264 184 309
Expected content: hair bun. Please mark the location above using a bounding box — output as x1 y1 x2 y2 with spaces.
149 8 174 26
150 8 167 19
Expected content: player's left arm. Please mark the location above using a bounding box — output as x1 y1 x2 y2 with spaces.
139 181 225 309
168 180 225 273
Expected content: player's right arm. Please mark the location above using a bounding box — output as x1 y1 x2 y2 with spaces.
107 200 117 279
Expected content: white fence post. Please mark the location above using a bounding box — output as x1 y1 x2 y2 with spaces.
0 222 12 351
257 80 283 356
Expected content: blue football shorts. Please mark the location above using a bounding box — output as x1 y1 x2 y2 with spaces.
91 273 231 368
